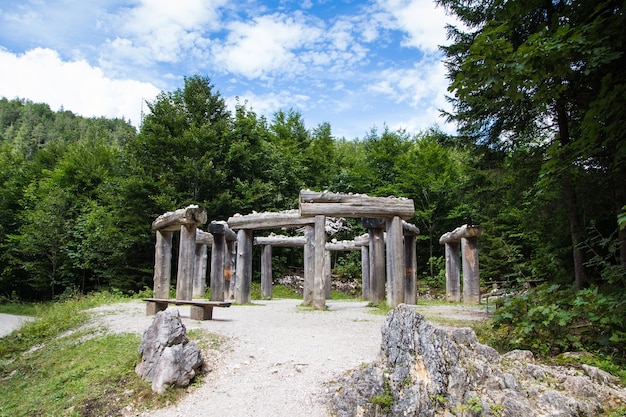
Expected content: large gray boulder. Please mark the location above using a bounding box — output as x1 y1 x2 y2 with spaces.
135 309 204 393
331 304 626 416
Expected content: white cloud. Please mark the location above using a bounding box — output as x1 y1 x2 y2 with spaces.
102 0 225 66
0 47 160 126
225 89 311 118
375 0 452 52
212 13 324 79
369 58 449 108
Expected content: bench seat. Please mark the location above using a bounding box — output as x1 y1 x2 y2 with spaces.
143 298 231 320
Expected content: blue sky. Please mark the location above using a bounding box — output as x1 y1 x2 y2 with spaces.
0 0 458 139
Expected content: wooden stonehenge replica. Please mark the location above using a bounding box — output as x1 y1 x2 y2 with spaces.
145 190 483 317
439 224 483 304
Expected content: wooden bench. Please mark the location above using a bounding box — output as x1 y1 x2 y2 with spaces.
143 298 232 320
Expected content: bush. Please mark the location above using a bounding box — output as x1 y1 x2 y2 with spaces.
488 284 626 358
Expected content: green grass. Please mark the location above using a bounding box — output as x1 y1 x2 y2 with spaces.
0 301 41 317
0 291 221 417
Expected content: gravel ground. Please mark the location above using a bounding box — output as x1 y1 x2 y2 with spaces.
2 299 489 417
0 312 34 337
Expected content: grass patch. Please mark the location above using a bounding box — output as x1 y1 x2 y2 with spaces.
250 283 301 300
0 291 220 417
0 301 41 317
0 330 178 416
0 291 125 359
367 300 393 315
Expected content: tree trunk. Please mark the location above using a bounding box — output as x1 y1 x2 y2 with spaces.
556 99 587 289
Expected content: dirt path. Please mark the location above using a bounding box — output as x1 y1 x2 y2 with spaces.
85 299 489 417
0 312 34 337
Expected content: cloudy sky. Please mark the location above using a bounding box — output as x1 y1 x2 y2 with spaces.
0 0 457 139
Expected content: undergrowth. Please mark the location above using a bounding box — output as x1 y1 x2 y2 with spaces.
476 283 626 384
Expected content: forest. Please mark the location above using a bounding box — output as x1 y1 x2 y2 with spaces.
1 0 625 358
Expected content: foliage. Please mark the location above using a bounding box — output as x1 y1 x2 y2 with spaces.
489 284 626 357
332 251 362 280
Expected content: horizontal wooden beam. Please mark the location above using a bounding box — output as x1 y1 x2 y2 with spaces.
208 221 237 241
151 205 207 231
196 229 214 245
227 209 314 230
300 190 415 219
439 224 483 244
326 240 360 251
363 218 420 236
254 235 307 247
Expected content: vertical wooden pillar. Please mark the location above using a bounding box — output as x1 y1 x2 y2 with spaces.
193 243 208 298
386 216 405 307
235 229 253 304
313 215 326 310
176 224 197 300
361 245 370 301
210 233 226 301
153 230 172 299
303 225 315 305
462 237 480 305
324 249 331 299
445 242 461 302
261 244 273 299
226 240 236 300
404 234 417 305
369 227 386 303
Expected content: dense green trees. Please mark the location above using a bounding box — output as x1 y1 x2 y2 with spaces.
1 52 623 309
436 0 626 288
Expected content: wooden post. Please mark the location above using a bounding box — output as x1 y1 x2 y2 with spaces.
313 215 326 310
176 224 196 300
404 234 417 304
226 240 236 300
462 237 481 305
369 227 386 303
153 230 172 299
235 229 253 304
303 225 315 305
440 225 482 303
193 243 208 298
386 216 405 307
361 245 370 301
210 232 226 301
261 244 273 299
444 242 461 302
324 249 331 299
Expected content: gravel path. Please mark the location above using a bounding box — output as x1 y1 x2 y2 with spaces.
91 299 388 417
0 312 34 337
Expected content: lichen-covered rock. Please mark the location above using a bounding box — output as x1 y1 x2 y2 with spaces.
330 304 626 416
135 309 204 393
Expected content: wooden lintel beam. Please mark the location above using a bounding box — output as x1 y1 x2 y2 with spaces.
325 241 360 251
363 218 420 236
300 190 414 220
439 224 483 244
254 235 307 247
151 205 207 231
208 221 237 241
227 209 314 230
195 229 214 245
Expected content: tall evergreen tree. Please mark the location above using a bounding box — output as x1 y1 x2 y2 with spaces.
437 0 626 287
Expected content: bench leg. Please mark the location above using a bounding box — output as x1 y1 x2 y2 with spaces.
190 305 213 320
146 301 168 315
